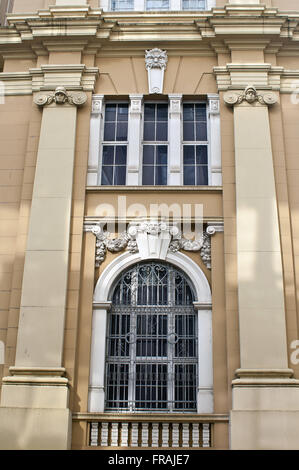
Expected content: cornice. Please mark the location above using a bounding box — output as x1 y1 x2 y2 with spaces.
0 64 99 96
0 5 298 52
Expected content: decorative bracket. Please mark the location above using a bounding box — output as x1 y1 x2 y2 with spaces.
224 85 278 107
34 86 87 107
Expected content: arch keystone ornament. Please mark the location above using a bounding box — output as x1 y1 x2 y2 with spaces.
34 86 87 107
85 220 218 269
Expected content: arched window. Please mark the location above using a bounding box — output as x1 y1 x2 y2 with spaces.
105 261 198 412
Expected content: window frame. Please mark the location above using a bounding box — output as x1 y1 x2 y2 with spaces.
104 261 198 413
141 100 169 186
105 0 215 12
181 100 210 187
98 100 129 186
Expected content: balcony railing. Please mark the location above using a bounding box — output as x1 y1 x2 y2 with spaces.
72 413 229 449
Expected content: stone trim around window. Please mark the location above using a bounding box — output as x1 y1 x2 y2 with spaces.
87 93 221 187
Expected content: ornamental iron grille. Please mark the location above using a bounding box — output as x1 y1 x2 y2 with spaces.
105 261 198 412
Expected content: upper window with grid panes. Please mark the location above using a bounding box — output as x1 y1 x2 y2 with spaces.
142 103 168 186
183 103 208 186
108 0 209 11
100 103 129 186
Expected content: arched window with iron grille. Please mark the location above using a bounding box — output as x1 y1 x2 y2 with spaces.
105 261 198 412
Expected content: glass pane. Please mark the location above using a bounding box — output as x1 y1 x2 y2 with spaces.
115 146 127 165
143 145 155 165
196 122 207 141
195 103 207 121
144 122 155 141
104 122 116 141
157 104 168 121
156 165 167 185
184 165 195 185
102 146 114 165
196 165 208 185
105 104 116 122
116 122 128 141
182 0 205 10
183 146 195 165
196 146 208 164
142 165 154 185
117 103 129 121
101 165 114 185
157 145 168 165
144 103 155 121
156 122 168 141
146 0 169 10
183 104 194 121
114 166 126 185
183 122 194 141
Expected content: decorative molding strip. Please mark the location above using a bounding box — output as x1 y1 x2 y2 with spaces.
224 85 278 107
85 221 220 270
34 86 87 107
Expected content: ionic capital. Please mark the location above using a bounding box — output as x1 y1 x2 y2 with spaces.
224 85 278 107
34 86 87 107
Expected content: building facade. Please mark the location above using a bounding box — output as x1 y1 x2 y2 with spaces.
0 0 299 450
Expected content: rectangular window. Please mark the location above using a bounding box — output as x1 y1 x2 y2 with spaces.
146 0 169 10
110 0 134 10
142 103 168 185
101 103 128 186
182 0 205 10
183 103 208 186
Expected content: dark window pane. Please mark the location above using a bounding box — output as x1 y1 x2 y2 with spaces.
196 122 207 141
142 165 154 185
144 103 155 121
183 122 194 141
104 122 116 141
101 165 113 185
196 146 208 164
144 122 155 141
157 145 168 165
157 104 168 121
114 165 126 185
117 104 128 121
195 104 206 121
102 146 114 165
183 146 195 165
184 165 195 185
105 104 116 122
143 145 155 164
156 165 167 185
196 166 208 185
183 104 194 121
156 122 168 141
115 146 127 165
116 122 128 141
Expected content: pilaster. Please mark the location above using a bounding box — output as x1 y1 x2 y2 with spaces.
222 84 299 449
0 86 87 450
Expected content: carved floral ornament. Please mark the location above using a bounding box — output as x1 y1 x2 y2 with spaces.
223 85 278 107
34 86 87 107
86 221 223 270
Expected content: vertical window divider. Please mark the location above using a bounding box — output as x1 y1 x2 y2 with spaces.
128 94 143 185
168 94 183 185
88 95 105 186
207 94 222 186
